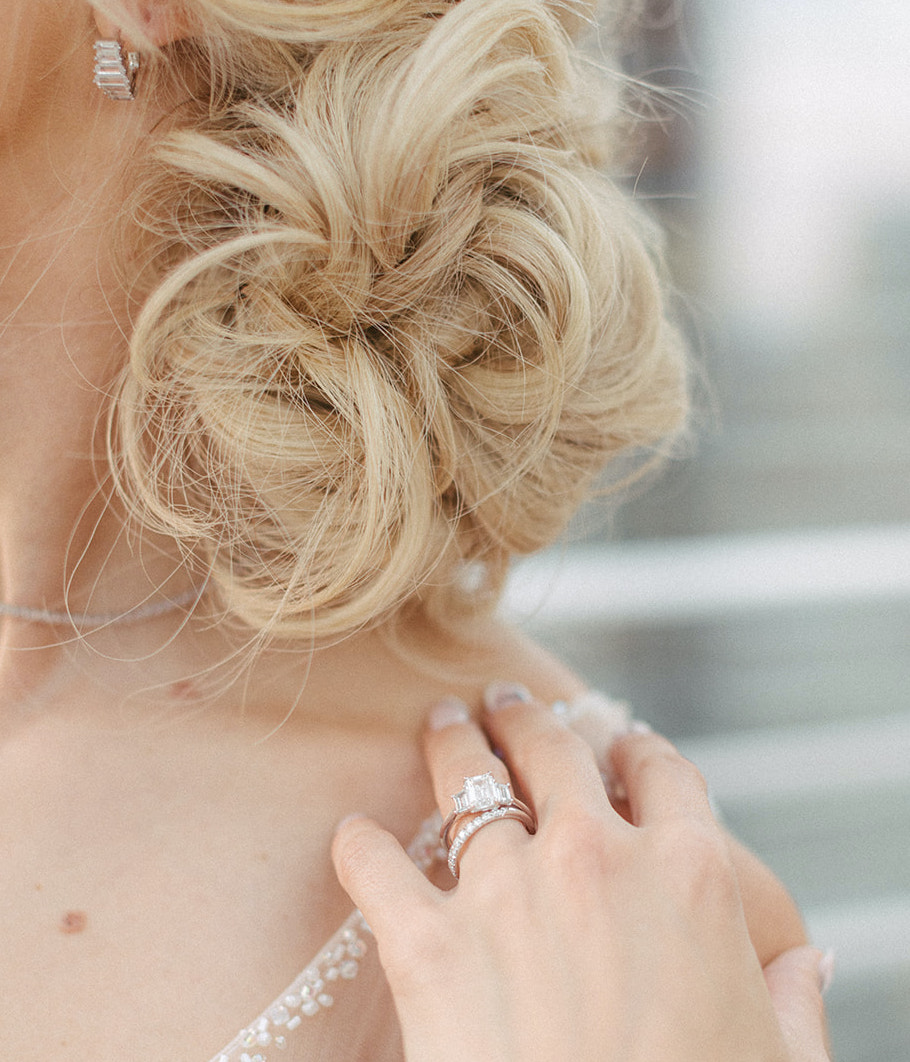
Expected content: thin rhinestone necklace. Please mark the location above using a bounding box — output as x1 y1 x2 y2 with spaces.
0 585 205 628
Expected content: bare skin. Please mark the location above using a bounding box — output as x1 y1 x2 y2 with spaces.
0 3 807 1060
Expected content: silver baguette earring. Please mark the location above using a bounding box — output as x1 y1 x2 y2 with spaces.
93 39 140 101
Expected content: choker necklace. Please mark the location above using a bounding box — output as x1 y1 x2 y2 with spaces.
0 585 205 628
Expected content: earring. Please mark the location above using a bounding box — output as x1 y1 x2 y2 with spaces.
93 39 140 101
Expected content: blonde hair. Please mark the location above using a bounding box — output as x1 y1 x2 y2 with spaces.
109 0 687 641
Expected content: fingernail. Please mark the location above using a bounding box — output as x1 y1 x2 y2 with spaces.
629 720 653 735
428 696 471 731
551 699 570 723
818 949 836 995
335 812 367 833
484 681 532 711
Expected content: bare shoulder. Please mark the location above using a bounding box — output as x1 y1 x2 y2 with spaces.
476 622 589 705
416 615 586 713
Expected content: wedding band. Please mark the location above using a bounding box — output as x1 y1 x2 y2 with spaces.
447 805 536 879
441 772 534 849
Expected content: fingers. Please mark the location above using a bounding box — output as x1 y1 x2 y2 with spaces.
763 945 833 1061
424 683 635 880
480 682 612 820
340 686 722 923
610 729 715 828
426 684 709 838
423 695 514 817
332 814 436 936
424 691 537 876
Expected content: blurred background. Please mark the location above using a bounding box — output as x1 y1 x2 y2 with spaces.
505 1 910 1057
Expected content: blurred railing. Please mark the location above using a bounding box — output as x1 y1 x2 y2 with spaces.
504 524 910 625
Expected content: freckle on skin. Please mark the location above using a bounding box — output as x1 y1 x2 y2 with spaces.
60 911 88 934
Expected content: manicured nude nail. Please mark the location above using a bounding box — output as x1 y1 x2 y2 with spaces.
428 696 471 730
629 720 653 735
818 949 836 995
484 681 533 711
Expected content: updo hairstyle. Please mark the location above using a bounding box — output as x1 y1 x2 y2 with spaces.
108 0 687 640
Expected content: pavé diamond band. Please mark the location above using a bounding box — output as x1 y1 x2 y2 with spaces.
446 804 537 879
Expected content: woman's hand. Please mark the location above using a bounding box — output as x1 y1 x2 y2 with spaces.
332 684 830 1062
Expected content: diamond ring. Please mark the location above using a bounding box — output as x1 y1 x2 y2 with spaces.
440 772 535 852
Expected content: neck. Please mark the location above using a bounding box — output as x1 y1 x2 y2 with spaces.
0 177 186 632
0 9 201 696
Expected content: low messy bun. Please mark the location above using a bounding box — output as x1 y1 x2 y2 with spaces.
113 0 686 639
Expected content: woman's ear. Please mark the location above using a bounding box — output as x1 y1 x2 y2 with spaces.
93 2 194 48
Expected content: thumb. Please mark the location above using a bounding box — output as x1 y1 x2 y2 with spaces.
763 945 832 1060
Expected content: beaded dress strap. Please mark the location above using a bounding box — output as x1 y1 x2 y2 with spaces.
206 690 630 1062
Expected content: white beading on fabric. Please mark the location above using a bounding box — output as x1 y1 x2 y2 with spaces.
204 813 445 1062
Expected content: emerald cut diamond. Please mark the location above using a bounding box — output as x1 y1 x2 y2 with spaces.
452 772 512 814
